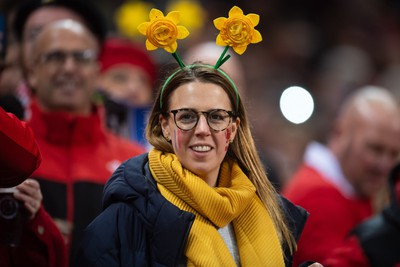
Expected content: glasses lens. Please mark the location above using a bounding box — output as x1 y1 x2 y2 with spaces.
208 110 231 131
73 50 97 64
42 51 66 64
172 109 232 131
175 109 197 130
39 50 96 66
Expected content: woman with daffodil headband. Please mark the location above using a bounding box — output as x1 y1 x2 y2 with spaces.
76 6 309 267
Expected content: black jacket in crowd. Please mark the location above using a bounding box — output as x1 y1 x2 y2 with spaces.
352 163 400 267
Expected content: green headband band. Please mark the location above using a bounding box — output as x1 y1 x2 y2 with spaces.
159 63 239 110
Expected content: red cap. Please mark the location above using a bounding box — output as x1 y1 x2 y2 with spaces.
99 37 157 84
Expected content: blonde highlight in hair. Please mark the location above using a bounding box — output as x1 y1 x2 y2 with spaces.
145 64 296 254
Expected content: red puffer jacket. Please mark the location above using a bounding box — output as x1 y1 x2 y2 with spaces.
0 107 41 187
0 207 67 267
1 107 65 267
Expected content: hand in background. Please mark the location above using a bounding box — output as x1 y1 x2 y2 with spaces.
14 178 43 219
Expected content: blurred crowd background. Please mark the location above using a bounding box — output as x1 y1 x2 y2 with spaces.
1 0 400 189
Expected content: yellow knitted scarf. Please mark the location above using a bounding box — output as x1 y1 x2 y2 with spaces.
148 149 284 267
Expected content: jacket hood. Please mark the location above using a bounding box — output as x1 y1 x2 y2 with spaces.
102 152 195 242
101 153 196 266
103 153 152 208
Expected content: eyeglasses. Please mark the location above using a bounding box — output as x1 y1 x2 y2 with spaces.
37 49 97 67
168 108 235 131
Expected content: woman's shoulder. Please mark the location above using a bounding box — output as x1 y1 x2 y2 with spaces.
278 195 309 242
102 153 152 207
74 202 136 267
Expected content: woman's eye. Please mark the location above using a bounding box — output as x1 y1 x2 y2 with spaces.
211 114 223 120
210 111 226 121
179 112 196 121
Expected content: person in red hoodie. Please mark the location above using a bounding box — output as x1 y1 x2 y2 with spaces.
283 86 400 266
0 106 67 267
24 19 145 264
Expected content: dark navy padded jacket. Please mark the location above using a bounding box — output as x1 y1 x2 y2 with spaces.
74 153 308 267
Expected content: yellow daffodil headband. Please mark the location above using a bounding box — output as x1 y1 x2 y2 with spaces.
137 6 262 108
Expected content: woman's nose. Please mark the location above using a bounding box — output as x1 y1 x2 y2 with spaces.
194 114 211 135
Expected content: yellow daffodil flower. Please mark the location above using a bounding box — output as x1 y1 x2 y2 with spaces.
137 8 190 53
214 6 262 55
166 0 206 35
115 1 152 39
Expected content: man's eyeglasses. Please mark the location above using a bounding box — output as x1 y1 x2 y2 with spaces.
168 108 235 131
37 50 97 67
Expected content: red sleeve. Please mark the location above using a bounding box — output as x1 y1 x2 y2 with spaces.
0 207 67 267
283 166 372 266
27 206 68 267
324 235 371 267
0 107 42 187
291 188 354 265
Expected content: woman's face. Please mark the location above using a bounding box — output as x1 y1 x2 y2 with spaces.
160 81 239 185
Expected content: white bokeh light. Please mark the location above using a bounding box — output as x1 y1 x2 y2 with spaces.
279 86 314 124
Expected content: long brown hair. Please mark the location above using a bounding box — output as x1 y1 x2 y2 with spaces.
146 64 296 254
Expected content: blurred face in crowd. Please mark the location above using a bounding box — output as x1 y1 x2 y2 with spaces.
28 20 99 115
22 7 84 69
160 81 239 186
333 100 400 198
97 65 153 107
0 45 21 95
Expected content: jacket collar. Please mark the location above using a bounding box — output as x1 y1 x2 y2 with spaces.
27 99 107 145
304 141 356 198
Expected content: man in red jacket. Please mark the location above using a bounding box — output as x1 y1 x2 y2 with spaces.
0 107 67 267
283 86 400 266
24 19 145 263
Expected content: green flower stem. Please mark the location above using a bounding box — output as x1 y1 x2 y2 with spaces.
172 52 185 68
214 45 230 69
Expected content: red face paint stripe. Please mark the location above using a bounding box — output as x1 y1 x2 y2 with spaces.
173 128 180 151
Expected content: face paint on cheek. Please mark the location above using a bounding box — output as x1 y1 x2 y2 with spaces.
173 128 181 152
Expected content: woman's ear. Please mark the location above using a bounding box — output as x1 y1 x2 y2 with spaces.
159 114 170 140
230 117 240 142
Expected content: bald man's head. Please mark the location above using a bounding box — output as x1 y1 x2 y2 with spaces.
28 19 100 115
183 41 247 98
330 85 400 198
32 19 99 64
340 86 398 124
